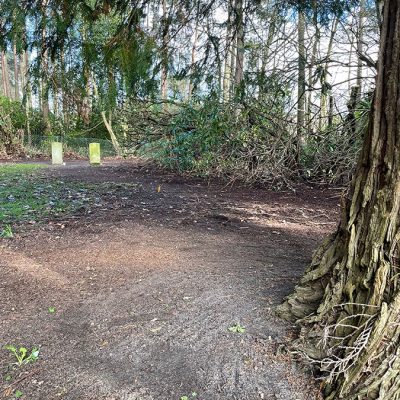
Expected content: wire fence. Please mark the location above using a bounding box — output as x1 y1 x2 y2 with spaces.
25 135 117 158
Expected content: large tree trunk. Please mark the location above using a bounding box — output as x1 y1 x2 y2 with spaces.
277 1 400 399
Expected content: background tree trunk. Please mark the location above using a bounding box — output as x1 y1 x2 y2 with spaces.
278 1 400 398
234 0 244 91
258 2 277 101
319 17 339 131
306 1 319 129
296 6 306 165
188 1 200 99
356 0 366 100
160 0 168 101
13 40 20 100
41 0 50 133
1 51 11 98
223 0 233 102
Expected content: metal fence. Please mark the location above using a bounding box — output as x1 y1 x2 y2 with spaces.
25 135 117 157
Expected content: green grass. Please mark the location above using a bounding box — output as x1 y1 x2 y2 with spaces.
0 163 138 229
0 164 48 226
0 163 45 177
0 164 94 226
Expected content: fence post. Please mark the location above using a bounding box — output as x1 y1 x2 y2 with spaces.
51 142 63 165
89 143 101 165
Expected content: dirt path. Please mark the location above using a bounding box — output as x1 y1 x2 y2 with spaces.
0 161 340 399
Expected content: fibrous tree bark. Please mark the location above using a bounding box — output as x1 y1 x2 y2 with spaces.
277 1 400 398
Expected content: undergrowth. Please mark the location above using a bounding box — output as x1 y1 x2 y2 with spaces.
125 96 367 187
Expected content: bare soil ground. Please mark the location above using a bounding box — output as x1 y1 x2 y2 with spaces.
0 160 341 400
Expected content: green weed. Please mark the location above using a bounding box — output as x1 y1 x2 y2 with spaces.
0 224 13 238
3 345 40 367
180 393 197 400
228 324 246 333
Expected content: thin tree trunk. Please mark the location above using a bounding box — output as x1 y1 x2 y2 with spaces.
328 95 334 129
23 49 32 110
356 0 365 99
223 0 233 102
319 17 339 130
60 49 69 129
41 0 50 133
1 51 11 98
20 54 25 93
146 2 151 29
306 0 319 128
92 78 121 155
229 7 237 100
278 2 400 398
188 2 200 99
296 6 306 165
258 2 277 101
160 0 168 101
234 0 244 91
21 46 32 145
80 25 92 125
348 18 355 92
100 110 120 155
13 41 20 100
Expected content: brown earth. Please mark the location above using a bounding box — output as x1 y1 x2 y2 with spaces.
0 160 342 400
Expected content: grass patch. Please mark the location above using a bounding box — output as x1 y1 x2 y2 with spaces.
0 163 138 228
0 163 45 177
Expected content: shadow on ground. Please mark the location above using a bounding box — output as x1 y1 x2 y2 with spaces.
0 160 340 400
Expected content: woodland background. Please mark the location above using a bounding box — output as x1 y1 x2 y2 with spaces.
0 0 378 186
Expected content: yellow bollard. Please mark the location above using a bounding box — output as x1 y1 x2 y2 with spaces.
89 143 101 165
51 142 63 165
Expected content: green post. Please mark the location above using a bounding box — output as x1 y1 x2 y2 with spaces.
51 142 63 165
89 143 101 165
